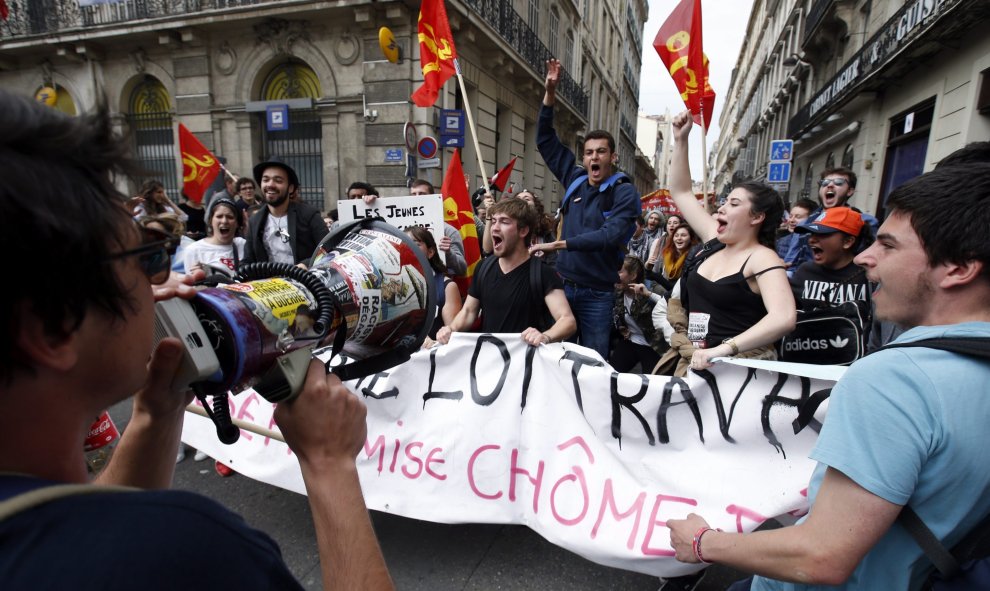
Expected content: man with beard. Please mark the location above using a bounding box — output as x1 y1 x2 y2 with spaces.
243 158 329 267
436 197 575 346
668 163 990 590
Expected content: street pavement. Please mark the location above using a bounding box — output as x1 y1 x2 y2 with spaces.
113 401 747 590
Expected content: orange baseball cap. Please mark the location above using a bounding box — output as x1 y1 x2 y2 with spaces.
795 207 864 236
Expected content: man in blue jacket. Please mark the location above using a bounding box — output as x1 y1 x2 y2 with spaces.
531 58 641 360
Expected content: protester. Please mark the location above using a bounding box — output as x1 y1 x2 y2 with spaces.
485 188 558 266
436 197 575 346
345 180 378 204
409 178 468 276
531 58 641 360
776 198 816 276
182 197 246 275
611 256 667 373
134 179 187 222
242 158 329 267
206 172 238 213
625 215 653 263
177 193 207 239
405 225 462 345
136 213 194 273
790 168 879 270
0 90 394 590
668 161 990 591
646 213 682 274
647 223 698 293
789 207 871 310
668 110 795 371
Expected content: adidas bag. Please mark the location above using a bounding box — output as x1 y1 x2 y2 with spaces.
777 301 865 366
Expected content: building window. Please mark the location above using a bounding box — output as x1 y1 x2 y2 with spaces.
842 144 854 168
825 151 835 170
549 8 559 57
978 67 990 115
126 76 178 200
564 29 575 73
802 163 814 198
528 0 540 34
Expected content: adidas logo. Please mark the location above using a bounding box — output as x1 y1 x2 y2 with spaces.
784 336 853 352
829 336 849 348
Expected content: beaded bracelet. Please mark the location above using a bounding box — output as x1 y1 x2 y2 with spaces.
692 526 722 564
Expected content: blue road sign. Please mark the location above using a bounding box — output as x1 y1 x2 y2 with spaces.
770 140 793 161
441 134 465 148
385 148 403 163
768 162 792 183
440 109 464 135
266 104 289 132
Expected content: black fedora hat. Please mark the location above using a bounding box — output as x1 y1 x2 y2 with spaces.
253 157 300 188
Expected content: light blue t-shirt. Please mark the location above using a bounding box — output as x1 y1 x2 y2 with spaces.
753 322 990 591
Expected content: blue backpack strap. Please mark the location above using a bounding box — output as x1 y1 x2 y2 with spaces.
561 174 588 211
598 172 631 219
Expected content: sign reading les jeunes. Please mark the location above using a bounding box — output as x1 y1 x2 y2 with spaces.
338 194 444 247
182 335 836 578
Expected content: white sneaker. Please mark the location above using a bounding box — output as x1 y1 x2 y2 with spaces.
193 450 209 462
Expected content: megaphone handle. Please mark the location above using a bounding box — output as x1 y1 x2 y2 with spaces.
192 388 241 445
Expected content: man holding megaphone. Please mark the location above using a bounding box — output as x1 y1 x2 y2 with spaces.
0 90 394 590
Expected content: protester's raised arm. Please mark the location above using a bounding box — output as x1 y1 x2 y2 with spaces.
274 362 395 591
670 110 716 240
543 58 560 106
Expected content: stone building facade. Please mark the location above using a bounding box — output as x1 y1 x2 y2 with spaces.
713 0 990 217
0 0 648 213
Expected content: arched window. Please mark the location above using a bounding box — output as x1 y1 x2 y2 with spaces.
127 76 178 199
842 143 854 168
825 151 835 170
802 163 814 198
35 84 77 115
260 61 324 208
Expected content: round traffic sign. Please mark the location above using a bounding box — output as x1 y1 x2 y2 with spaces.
403 122 418 151
417 136 438 159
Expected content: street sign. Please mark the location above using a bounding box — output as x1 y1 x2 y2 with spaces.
769 140 793 161
440 109 464 135
768 162 792 183
385 148 403 163
403 122 418 151
418 157 441 169
417 136 438 159
266 104 289 132
440 134 464 148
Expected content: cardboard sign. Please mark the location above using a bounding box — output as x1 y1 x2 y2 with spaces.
338 194 444 247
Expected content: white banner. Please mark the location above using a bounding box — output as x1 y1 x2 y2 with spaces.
337 194 444 246
182 335 841 577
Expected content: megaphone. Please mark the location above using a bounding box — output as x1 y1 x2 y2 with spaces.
156 217 436 443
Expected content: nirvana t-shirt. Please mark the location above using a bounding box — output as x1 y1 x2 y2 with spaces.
789 261 870 311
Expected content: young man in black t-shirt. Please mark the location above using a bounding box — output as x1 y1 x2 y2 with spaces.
436 198 576 346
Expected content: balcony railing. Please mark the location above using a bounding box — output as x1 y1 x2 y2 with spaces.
0 0 271 37
460 0 589 119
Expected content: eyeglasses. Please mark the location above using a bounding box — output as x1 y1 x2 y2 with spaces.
105 225 179 285
819 178 849 187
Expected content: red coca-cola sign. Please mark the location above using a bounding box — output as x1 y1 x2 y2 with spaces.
83 411 120 452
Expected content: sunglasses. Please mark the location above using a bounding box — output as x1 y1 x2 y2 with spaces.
105 225 179 285
819 178 849 187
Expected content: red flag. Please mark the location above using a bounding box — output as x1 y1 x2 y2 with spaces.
442 150 481 293
653 0 716 132
178 123 222 204
0 0 9 20
411 0 458 107
489 156 516 192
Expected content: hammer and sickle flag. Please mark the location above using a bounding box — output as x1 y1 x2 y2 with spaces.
178 123 221 204
653 0 716 132
411 0 458 108
442 149 481 295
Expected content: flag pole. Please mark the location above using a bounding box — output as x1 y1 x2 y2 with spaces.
453 59 491 194
699 107 710 213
